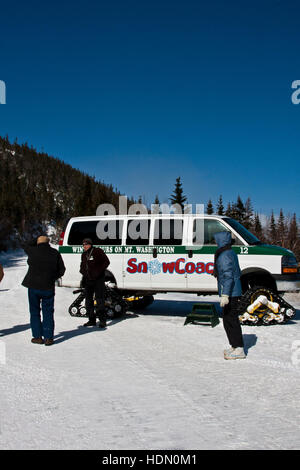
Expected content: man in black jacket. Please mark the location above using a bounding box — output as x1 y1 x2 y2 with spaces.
22 236 65 345
80 238 110 328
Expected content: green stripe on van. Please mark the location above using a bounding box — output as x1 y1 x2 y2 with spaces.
59 244 290 256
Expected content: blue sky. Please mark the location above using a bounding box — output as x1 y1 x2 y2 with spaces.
0 0 300 217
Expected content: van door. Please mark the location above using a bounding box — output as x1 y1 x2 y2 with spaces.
123 218 152 289
150 218 188 291
94 218 124 288
186 218 231 292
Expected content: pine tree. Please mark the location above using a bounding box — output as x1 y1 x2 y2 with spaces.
216 195 224 215
228 202 239 220
225 202 232 217
287 213 299 256
253 213 263 240
152 195 161 214
268 211 277 245
206 199 214 214
277 209 286 247
244 197 254 229
154 195 160 205
170 177 187 211
235 195 245 223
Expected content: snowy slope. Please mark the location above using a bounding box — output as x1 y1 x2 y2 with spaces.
0 250 299 450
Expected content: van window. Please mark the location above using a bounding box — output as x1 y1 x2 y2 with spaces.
154 219 183 246
225 218 261 245
126 219 150 246
193 219 230 245
68 220 123 246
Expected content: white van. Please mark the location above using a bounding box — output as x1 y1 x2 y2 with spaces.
58 214 300 299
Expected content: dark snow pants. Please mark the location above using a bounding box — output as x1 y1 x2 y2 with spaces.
222 296 244 348
84 277 106 322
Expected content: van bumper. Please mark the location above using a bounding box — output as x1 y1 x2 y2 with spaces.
274 274 300 293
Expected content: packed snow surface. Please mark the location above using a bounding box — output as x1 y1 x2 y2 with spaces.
0 249 299 450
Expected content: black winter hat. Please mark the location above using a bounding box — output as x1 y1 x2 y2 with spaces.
82 238 93 245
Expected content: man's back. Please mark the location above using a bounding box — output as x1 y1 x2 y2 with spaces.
22 240 65 290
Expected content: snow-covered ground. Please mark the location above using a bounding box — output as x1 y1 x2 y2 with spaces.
0 249 299 450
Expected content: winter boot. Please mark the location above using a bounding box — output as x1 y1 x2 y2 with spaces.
83 320 97 327
44 338 54 346
224 347 246 360
31 337 44 345
223 346 235 356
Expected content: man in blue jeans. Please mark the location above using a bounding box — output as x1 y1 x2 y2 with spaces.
22 236 65 346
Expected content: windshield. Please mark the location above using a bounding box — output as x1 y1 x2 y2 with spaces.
224 218 261 245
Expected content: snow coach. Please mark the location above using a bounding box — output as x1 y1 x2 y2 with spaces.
58 214 299 324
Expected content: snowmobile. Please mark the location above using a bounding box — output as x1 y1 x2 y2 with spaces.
68 282 154 320
237 286 296 325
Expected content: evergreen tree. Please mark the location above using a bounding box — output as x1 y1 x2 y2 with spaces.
225 202 232 217
235 195 245 223
287 213 299 256
268 211 277 245
206 199 214 214
253 213 263 240
228 202 239 220
244 197 254 229
152 195 161 214
170 177 187 211
216 195 224 215
277 209 286 247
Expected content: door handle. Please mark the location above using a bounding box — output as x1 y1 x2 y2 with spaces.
188 250 193 258
153 247 157 258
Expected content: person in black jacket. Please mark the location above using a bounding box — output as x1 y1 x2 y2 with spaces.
80 238 110 328
22 236 65 345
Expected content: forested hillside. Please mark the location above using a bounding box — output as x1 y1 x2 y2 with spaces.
0 136 125 250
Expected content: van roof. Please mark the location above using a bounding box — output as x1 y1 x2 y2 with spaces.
68 214 229 221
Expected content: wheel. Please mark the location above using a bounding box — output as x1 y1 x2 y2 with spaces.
79 306 87 316
249 315 260 325
262 313 272 325
106 309 115 319
113 303 124 317
275 314 285 324
285 308 296 320
69 305 79 316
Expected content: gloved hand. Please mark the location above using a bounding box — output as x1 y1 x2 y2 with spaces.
220 294 229 308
